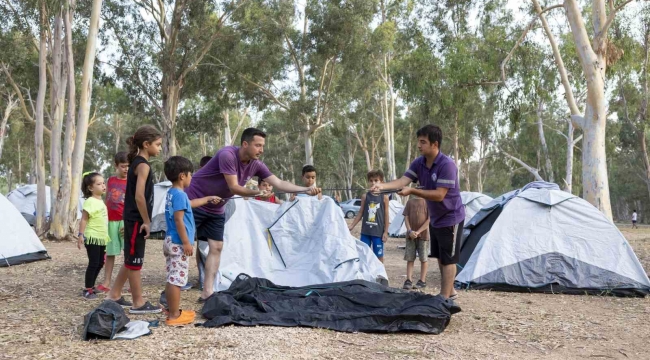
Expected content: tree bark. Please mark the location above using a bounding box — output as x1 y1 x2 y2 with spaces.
35 1 48 233
69 0 103 224
564 0 612 219
564 119 575 193
304 124 314 165
477 138 487 193
223 110 231 146
536 98 554 183
0 93 17 160
49 10 70 239
531 0 614 219
59 0 76 235
464 161 471 192
161 82 180 158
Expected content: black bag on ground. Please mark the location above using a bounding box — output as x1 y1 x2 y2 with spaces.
82 300 130 340
201 274 461 334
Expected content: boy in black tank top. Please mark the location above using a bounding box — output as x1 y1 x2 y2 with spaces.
107 125 163 314
348 170 390 262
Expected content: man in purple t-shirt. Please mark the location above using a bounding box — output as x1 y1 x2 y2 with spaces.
371 124 464 301
187 128 321 301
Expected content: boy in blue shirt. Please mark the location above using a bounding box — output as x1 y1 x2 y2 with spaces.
163 156 220 326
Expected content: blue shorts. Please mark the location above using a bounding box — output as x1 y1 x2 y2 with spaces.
360 234 384 258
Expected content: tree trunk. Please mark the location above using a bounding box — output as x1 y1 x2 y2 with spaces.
453 113 460 169
161 82 180 158
304 124 314 165
405 123 412 171
565 120 575 193
536 98 554 183
561 0 612 219
464 161 471 192
581 100 611 216
223 110 231 146
639 127 650 202
59 1 76 235
35 2 48 233
17 141 22 184
477 138 487 193
69 0 103 225
49 11 70 239
0 93 17 160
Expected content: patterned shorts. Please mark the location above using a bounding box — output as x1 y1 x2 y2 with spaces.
163 237 190 287
404 238 429 263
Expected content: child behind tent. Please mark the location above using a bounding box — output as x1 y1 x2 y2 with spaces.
348 170 390 263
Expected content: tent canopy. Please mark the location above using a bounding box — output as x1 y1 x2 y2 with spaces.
461 192 493 224
457 182 650 297
388 200 407 237
7 184 84 220
213 197 387 291
151 181 172 233
0 194 49 267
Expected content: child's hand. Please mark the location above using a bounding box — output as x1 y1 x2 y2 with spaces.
183 243 193 256
140 222 151 239
207 196 221 204
348 224 354 232
382 233 388 243
77 235 84 250
289 194 296 202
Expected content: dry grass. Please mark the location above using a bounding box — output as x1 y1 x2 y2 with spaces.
1 223 649 359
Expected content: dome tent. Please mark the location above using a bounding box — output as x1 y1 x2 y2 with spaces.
0 194 50 267
460 192 493 224
456 182 650 297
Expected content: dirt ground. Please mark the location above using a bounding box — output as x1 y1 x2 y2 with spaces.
1 222 649 360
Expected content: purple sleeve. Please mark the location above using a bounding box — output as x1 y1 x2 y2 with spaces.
404 160 419 181
256 161 273 180
436 163 457 189
218 149 238 175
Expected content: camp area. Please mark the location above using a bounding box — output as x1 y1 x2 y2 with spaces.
5 0 650 358
0 215 648 358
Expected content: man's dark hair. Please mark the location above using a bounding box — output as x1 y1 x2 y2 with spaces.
164 156 194 182
114 151 128 165
302 164 317 176
634 209 637 212
241 127 267 145
199 156 212 168
367 169 384 181
416 124 443 148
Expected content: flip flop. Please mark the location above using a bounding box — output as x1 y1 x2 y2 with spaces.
448 293 458 301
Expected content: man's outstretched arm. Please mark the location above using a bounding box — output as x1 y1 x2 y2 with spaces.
263 175 321 196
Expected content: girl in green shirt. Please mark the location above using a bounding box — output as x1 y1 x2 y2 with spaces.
77 172 109 300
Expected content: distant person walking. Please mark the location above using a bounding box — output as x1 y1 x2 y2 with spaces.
632 210 638 229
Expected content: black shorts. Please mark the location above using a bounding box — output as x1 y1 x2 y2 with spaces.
124 219 146 270
194 208 225 241
429 220 464 265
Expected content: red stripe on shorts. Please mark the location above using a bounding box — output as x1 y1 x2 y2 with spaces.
130 221 139 256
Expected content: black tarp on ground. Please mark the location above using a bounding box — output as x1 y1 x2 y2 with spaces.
201 274 461 334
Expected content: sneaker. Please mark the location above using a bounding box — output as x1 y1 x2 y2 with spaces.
82 289 98 300
180 283 192 291
129 301 163 314
415 280 427 289
402 279 413 290
165 309 196 326
110 296 133 307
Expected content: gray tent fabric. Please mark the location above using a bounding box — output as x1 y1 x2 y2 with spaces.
456 182 650 297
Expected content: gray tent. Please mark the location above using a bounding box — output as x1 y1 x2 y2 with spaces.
456 182 650 297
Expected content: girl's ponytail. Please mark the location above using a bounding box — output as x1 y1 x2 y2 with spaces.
126 125 162 163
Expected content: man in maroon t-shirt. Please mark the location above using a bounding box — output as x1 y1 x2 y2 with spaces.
371 124 464 301
186 128 321 301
